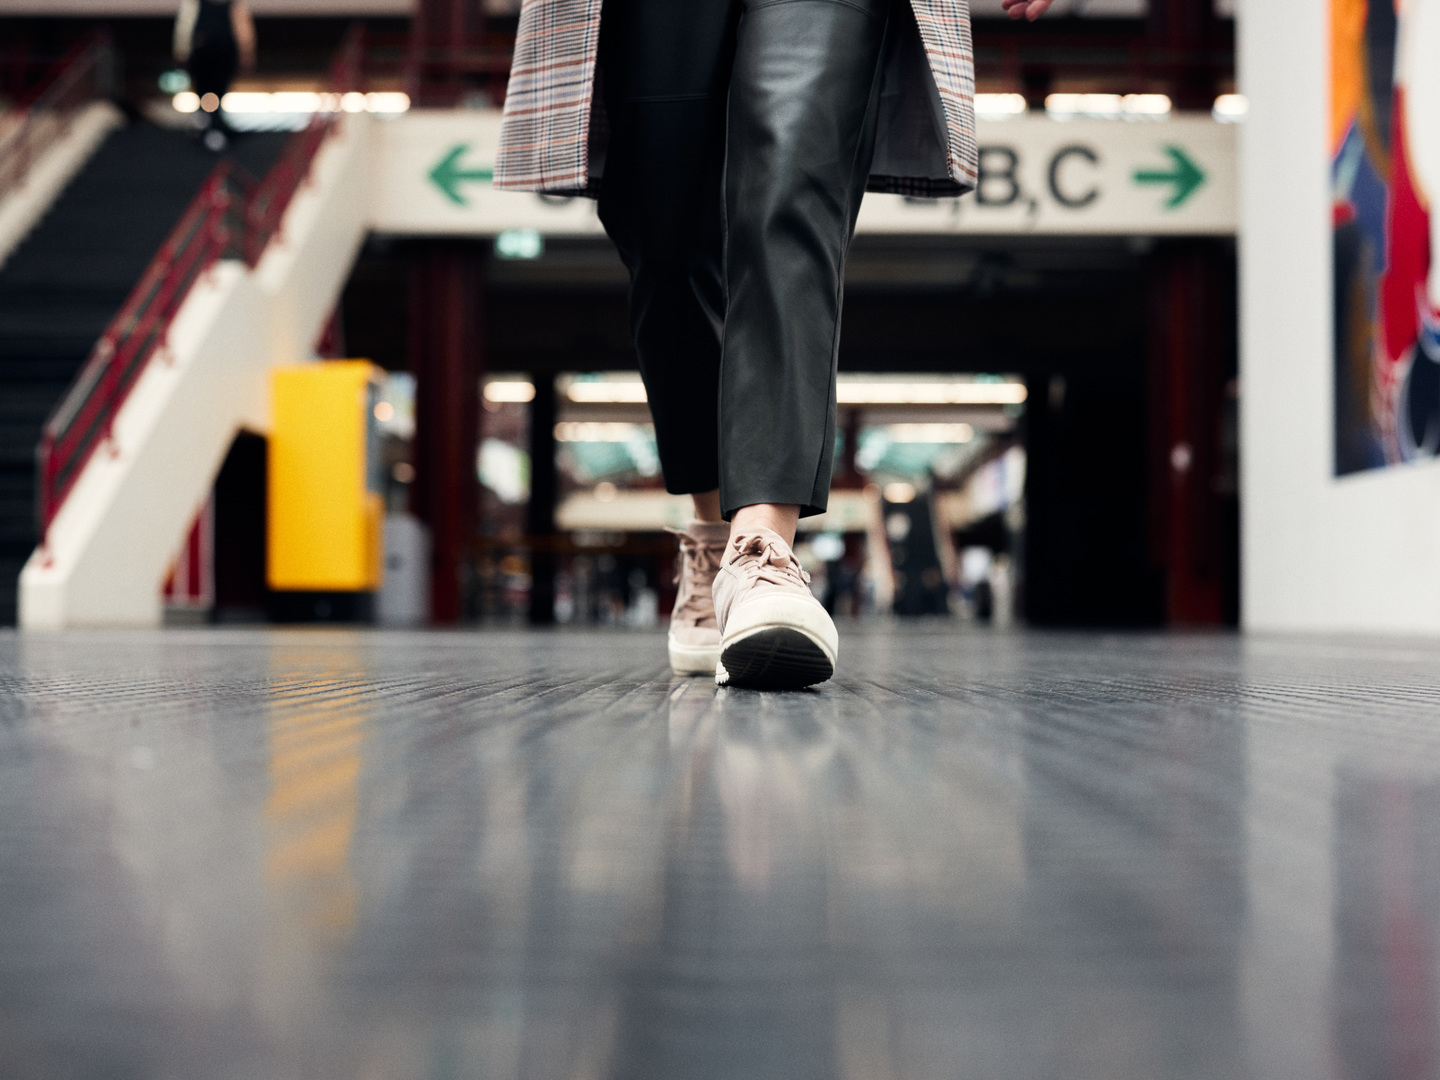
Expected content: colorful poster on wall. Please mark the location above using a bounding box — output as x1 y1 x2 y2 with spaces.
1332 0 1440 474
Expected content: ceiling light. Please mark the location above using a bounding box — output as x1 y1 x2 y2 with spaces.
200 90 409 115
1046 93 1122 118
555 422 653 442
974 93 1027 119
883 482 917 504
495 228 544 260
1123 93 1172 116
273 91 323 113
484 380 535 403
218 91 274 113
1212 93 1248 122
885 422 976 443
560 376 1026 406
365 92 410 114
566 381 649 403
836 381 1027 405
1045 92 1171 120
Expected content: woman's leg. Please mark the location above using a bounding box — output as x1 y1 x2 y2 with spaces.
596 0 739 499
719 0 891 521
691 490 724 523
597 0 740 676
731 503 800 544
708 0 891 688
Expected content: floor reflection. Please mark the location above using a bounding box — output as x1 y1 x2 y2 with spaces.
265 675 366 935
606 685 838 1080
2 629 1440 1079
1335 770 1440 1080
1018 691 1247 1080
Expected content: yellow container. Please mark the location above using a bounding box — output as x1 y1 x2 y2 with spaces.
268 360 384 592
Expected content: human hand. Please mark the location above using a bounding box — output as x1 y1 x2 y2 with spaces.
999 0 1055 20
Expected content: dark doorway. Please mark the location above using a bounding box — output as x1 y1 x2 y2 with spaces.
212 430 268 623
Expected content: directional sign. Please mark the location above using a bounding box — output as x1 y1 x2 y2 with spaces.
371 110 1235 237
1133 145 1206 208
855 116 1234 234
371 110 602 235
428 144 493 206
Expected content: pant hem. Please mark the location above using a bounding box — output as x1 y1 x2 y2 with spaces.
720 491 829 521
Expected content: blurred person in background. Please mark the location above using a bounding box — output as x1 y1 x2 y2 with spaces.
497 0 1052 689
174 0 256 150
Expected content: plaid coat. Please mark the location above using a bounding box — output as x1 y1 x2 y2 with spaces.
495 0 977 199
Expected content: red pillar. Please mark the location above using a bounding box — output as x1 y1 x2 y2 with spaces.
1147 242 1235 625
406 0 512 108
1146 0 1225 110
410 244 483 623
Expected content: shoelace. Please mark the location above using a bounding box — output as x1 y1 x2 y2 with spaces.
667 527 725 626
728 533 812 588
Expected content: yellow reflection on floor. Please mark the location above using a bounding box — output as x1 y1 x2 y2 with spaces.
265 686 366 936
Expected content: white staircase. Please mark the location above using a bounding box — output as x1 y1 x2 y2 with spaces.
18 114 374 628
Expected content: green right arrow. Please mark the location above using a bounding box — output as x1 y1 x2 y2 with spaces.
1133 145 1206 209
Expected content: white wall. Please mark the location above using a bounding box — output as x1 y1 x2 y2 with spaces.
1239 0 1440 633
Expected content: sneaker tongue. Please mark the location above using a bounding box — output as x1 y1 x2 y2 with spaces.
734 527 790 559
730 531 809 589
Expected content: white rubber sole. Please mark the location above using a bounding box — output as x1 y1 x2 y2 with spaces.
715 594 838 690
668 636 720 676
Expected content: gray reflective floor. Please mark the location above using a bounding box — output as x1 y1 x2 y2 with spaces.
3 626 1440 1079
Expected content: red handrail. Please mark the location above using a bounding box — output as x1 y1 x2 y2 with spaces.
35 27 368 544
0 32 113 204
36 168 239 536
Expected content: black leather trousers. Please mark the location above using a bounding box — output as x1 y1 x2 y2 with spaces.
597 0 890 518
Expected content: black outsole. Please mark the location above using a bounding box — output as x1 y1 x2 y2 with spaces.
720 627 833 690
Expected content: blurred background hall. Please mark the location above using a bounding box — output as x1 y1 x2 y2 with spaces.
0 0 1248 632
4 0 1440 1078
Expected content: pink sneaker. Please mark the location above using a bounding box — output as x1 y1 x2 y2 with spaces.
711 528 838 689
666 521 729 675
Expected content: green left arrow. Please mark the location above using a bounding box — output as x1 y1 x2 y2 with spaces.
1133 145 1205 209
429 144 494 206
